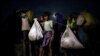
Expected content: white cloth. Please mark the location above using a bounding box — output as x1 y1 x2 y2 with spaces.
43 20 53 31
21 18 30 31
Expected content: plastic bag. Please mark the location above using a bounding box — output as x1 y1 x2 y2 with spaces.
60 26 84 49
28 18 43 41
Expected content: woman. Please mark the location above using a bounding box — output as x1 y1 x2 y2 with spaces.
39 12 54 56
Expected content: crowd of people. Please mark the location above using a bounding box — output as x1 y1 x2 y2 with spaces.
5 9 96 56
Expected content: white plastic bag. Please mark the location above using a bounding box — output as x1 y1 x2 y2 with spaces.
28 18 43 41
60 26 84 49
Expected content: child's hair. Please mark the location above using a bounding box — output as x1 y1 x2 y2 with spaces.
42 11 50 20
43 11 50 16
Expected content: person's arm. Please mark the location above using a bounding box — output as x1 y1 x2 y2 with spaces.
50 20 54 41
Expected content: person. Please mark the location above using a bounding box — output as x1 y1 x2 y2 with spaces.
55 13 63 35
38 16 45 56
21 9 31 56
38 16 44 29
67 12 78 31
63 12 79 56
39 12 54 56
52 13 64 56
76 11 96 56
26 10 38 56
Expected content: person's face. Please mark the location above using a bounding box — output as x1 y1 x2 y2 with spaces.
44 16 49 20
76 15 85 26
21 13 27 18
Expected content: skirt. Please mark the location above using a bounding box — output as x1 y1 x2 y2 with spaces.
40 31 52 47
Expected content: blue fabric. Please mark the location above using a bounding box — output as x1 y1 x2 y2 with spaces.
56 13 63 32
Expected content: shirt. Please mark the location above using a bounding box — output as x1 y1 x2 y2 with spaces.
44 20 53 31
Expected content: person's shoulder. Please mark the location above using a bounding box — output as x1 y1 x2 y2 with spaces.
48 20 53 23
49 20 53 22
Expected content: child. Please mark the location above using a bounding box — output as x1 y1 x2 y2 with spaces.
39 12 54 56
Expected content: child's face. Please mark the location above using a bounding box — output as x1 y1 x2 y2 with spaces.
44 16 49 20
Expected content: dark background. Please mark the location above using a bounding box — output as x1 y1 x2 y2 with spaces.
1 0 100 18
1 0 100 29
1 0 100 56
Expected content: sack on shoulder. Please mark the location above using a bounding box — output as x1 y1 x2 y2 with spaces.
60 26 84 49
28 18 43 41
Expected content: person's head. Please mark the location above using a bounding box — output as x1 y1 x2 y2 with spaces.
76 12 86 27
55 13 63 21
43 12 50 21
44 15 49 21
20 9 28 18
21 13 27 18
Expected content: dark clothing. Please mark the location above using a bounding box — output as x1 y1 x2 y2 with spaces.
22 30 30 56
52 24 61 56
22 30 29 43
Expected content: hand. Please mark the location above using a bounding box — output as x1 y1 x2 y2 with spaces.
51 35 54 42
